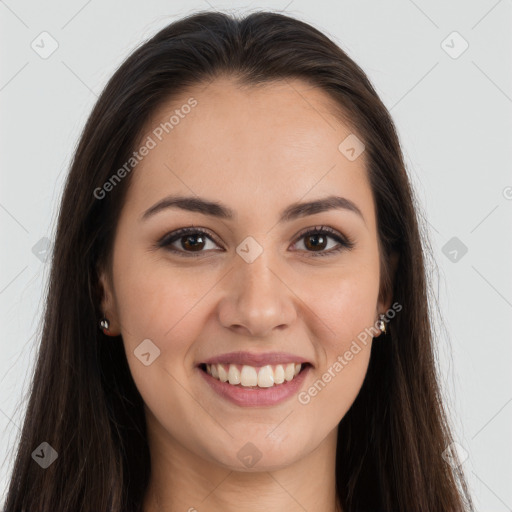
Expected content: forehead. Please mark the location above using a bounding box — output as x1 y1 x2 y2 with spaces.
125 76 375 229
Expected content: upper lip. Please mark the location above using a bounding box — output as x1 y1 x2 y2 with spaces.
199 351 312 367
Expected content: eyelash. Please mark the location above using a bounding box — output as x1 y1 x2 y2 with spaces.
156 225 355 258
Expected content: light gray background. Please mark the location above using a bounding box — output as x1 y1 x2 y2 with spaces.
1 0 511 509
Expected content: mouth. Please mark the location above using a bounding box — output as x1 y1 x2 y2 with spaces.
197 362 312 389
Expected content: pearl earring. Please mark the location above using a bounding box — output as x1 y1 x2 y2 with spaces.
377 314 387 335
99 317 110 333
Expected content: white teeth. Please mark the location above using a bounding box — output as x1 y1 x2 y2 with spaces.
257 365 274 388
274 364 285 384
284 363 295 381
218 364 229 382
240 365 258 386
205 362 304 388
228 365 241 385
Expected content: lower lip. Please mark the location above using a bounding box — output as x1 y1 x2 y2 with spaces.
198 365 311 407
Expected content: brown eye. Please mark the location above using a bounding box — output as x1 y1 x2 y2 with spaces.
158 227 221 257
180 233 207 251
303 232 328 251
157 225 354 259
292 226 355 257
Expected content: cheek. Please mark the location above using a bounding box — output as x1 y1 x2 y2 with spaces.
305 281 375 411
112 259 214 425
301 341 372 428
111 248 224 400
326 276 380 342
113 236 380 370
298 270 377 419
111 231 213 340
297 255 379 412
300 257 381 348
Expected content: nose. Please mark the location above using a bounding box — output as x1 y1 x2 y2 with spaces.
217 250 297 338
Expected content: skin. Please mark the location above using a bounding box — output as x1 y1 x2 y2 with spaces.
99 76 395 512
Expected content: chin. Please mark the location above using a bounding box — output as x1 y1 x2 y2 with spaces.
202 433 309 472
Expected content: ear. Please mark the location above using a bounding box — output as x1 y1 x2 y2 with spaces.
377 250 399 314
97 266 121 336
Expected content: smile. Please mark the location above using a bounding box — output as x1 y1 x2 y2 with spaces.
198 362 312 407
200 362 307 388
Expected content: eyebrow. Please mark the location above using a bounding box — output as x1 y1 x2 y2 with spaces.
140 194 365 224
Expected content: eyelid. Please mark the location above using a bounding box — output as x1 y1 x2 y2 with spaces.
292 225 353 246
157 226 224 251
157 225 354 257
289 225 355 256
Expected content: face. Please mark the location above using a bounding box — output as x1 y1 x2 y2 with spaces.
99 77 391 472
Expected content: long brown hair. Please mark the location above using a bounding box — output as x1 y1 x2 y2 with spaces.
3 10 473 511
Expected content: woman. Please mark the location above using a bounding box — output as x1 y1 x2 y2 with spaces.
3 10 474 511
